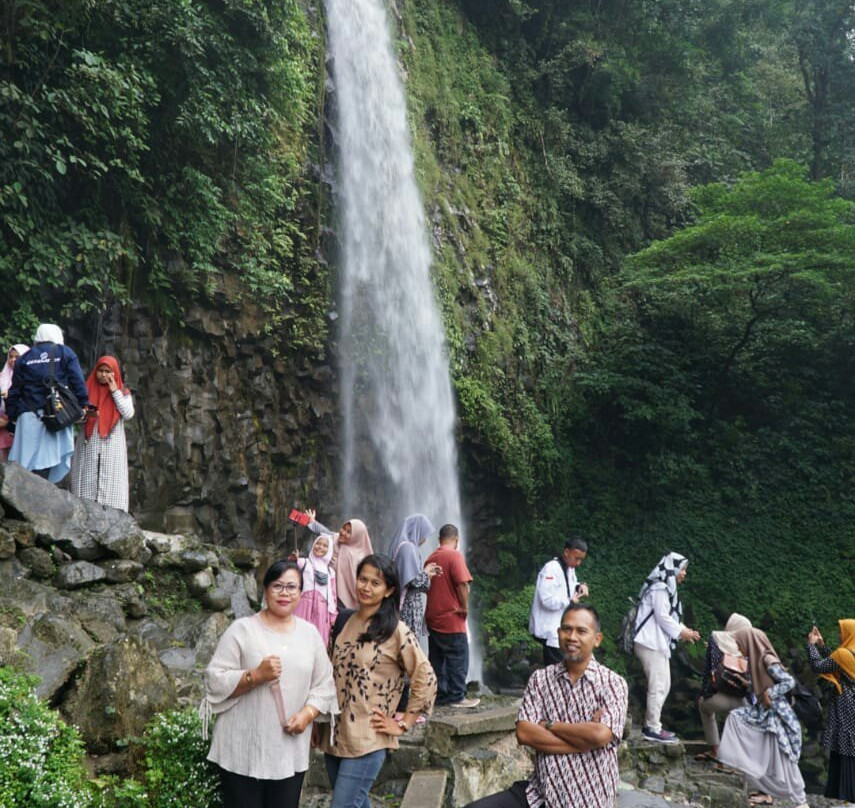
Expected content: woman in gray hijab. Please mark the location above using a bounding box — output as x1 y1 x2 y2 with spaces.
388 514 442 639
388 514 442 716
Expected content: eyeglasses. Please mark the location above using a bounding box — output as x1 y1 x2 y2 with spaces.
270 583 300 596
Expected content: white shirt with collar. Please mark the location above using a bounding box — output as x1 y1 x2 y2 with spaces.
529 558 578 648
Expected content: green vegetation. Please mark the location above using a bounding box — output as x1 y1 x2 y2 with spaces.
0 0 328 351
0 670 220 808
0 668 94 807
140 570 200 618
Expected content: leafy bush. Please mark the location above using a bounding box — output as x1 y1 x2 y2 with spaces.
142 709 221 808
0 668 94 808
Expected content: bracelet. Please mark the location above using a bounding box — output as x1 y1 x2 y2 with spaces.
245 670 253 686
395 718 409 734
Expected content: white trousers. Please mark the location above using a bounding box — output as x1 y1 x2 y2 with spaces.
634 642 671 732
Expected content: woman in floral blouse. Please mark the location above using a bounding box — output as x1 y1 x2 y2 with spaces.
718 627 808 808
321 554 436 808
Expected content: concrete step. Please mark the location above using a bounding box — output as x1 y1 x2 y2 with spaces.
400 770 448 808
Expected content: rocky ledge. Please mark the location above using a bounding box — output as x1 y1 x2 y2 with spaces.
0 462 262 766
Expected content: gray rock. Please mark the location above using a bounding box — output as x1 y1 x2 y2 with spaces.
62 635 177 753
215 568 254 616
111 583 148 619
0 529 15 559
187 567 215 594
143 530 185 555
16 612 96 699
178 549 217 573
201 587 231 611
6 519 35 548
0 464 150 563
68 591 127 642
101 559 144 584
19 547 55 578
0 626 17 664
55 560 107 589
229 547 260 570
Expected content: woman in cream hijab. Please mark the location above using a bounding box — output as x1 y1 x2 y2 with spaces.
697 612 752 761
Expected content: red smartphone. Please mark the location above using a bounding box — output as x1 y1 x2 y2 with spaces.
288 509 311 527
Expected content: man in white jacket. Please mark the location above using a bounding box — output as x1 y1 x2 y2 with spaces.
529 538 589 665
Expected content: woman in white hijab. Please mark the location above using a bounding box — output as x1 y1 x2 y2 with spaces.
633 551 700 744
5 324 88 482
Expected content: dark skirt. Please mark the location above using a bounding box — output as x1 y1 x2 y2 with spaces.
825 750 855 801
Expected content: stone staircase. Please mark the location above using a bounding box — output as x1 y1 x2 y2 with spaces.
300 698 752 808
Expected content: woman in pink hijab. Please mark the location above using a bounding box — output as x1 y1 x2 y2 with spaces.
0 344 29 462
302 510 373 610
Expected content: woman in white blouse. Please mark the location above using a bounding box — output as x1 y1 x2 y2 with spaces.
633 551 700 744
204 560 339 808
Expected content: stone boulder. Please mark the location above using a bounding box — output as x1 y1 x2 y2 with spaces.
63 635 177 753
0 463 148 562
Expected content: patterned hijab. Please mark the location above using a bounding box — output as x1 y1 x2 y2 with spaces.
821 618 855 694
84 356 129 439
334 518 373 609
388 513 435 592
639 551 688 621
0 344 29 396
733 627 783 697
300 535 336 613
712 612 752 656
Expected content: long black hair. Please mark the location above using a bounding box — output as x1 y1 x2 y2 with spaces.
356 554 400 644
262 559 304 590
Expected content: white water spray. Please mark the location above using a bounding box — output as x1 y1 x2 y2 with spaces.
325 0 481 678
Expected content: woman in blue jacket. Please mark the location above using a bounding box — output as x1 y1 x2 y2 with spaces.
6 324 88 483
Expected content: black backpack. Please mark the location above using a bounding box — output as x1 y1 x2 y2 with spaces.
788 682 823 730
616 595 652 654
41 346 84 432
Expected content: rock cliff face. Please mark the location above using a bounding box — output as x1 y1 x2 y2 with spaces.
65 299 341 552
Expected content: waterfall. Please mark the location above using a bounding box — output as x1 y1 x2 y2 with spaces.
326 0 481 678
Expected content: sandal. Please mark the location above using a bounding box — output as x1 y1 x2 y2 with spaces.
694 751 717 762
748 793 773 805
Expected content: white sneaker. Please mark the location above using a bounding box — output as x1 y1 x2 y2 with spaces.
452 697 480 708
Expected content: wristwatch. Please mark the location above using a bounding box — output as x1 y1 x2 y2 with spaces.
544 719 556 730
245 670 253 686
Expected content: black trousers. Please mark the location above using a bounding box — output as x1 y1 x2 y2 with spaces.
539 639 564 666
463 780 530 808
219 767 306 808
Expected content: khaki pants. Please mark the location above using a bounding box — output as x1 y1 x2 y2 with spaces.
698 692 745 747
634 642 670 732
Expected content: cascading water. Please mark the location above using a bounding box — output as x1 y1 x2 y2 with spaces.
325 0 481 678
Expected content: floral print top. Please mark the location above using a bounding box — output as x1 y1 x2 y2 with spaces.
729 663 802 761
322 614 436 758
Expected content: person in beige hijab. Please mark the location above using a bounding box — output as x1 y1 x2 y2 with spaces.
302 509 374 610
697 612 752 760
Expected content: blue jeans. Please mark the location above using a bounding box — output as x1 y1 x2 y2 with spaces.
429 631 469 705
325 749 387 808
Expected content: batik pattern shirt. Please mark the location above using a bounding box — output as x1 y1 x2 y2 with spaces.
519 659 628 808
728 663 802 761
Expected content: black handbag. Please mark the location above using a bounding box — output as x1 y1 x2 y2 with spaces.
788 682 823 729
42 346 84 432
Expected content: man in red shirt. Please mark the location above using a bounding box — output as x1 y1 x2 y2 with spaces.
424 524 479 708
